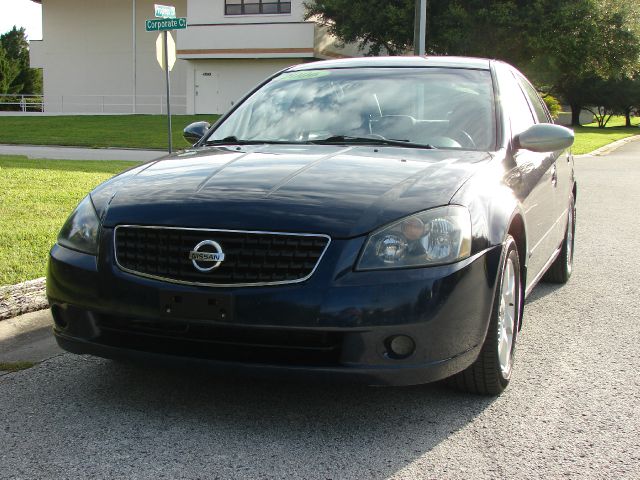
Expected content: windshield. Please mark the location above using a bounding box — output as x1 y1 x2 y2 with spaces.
207 67 496 151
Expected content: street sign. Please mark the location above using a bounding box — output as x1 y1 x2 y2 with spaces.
145 17 187 32
156 32 176 71
146 6 185 155
155 4 176 18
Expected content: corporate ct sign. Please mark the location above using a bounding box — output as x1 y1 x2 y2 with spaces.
145 17 187 32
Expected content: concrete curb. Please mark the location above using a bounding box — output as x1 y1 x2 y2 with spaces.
0 278 47 321
575 133 640 158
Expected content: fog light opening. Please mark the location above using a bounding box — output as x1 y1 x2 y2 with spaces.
51 305 68 330
386 335 416 359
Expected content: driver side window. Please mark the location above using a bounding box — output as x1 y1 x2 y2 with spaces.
517 74 551 123
499 71 536 137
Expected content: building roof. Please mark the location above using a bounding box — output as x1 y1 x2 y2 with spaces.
289 56 492 71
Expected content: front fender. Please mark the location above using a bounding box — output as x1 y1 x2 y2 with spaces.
450 153 529 271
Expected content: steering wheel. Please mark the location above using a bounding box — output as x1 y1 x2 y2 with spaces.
456 130 477 149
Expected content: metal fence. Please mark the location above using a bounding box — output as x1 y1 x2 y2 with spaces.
0 94 187 114
0 94 44 112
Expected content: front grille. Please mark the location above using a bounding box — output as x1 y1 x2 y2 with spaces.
114 226 330 286
96 316 343 366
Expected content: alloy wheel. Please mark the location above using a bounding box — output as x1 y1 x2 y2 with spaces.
497 257 517 377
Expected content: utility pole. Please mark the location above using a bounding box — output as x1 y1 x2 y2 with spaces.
413 0 427 56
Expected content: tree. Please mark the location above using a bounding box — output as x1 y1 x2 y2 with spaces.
424 0 533 65
305 0 415 56
527 0 640 126
304 0 532 61
0 44 21 95
0 26 42 95
607 76 640 127
582 77 616 128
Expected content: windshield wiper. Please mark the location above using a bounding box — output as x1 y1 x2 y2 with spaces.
205 136 293 146
205 135 436 149
309 135 435 149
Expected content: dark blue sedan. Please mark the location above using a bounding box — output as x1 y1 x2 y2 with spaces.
48 56 576 395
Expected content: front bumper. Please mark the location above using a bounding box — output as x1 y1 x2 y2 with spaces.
47 230 502 386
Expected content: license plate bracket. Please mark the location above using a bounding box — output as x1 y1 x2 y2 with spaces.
159 291 234 321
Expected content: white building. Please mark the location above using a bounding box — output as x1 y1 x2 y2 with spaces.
29 0 362 115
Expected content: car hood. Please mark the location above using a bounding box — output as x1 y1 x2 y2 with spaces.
94 145 491 238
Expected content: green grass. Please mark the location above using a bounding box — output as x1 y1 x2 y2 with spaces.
572 115 640 155
0 156 138 286
0 114 219 150
0 361 36 372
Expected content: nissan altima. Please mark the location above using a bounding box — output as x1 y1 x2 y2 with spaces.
48 56 576 395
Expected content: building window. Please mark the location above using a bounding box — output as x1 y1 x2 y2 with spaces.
225 1 292 15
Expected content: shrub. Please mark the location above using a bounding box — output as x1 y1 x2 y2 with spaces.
542 94 561 120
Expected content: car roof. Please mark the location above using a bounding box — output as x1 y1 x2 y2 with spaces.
288 56 492 71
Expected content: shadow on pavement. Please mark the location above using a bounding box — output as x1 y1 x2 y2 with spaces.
525 282 565 305
2 354 496 478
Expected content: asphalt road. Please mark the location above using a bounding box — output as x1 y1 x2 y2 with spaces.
0 144 165 161
1 142 639 479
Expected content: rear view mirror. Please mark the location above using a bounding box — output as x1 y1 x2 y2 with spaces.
515 123 574 152
183 121 211 145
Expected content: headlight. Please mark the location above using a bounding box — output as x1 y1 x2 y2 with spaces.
357 206 472 270
57 195 101 255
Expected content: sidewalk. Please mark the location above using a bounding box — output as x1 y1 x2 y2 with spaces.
0 309 61 373
0 144 167 162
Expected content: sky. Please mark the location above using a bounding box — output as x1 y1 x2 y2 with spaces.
0 0 42 41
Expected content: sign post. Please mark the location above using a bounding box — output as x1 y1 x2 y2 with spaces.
163 30 173 153
413 0 427 56
145 5 187 153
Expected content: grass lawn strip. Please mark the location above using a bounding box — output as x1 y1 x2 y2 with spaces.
571 116 640 155
0 156 138 286
0 114 218 150
0 361 36 372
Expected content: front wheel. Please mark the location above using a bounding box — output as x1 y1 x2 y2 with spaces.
445 235 522 395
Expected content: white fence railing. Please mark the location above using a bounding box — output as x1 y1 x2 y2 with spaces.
0 94 44 112
0 94 187 114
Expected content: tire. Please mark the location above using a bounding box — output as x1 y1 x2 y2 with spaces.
445 235 522 395
543 194 576 284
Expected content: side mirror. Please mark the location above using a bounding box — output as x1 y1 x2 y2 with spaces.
183 121 211 145
515 123 574 153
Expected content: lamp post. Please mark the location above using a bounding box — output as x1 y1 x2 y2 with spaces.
413 0 427 56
